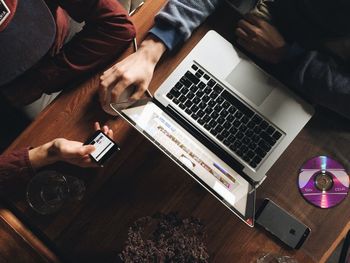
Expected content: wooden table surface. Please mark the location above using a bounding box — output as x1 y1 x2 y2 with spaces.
5 1 350 262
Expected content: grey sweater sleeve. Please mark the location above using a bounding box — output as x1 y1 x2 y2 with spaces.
149 0 221 50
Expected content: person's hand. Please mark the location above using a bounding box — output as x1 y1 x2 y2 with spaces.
235 14 287 64
99 35 167 109
29 122 114 169
48 138 96 168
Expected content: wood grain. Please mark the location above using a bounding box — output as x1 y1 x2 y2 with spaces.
5 2 350 263
0 204 61 263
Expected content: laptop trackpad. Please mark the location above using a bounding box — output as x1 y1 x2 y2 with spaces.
225 60 274 106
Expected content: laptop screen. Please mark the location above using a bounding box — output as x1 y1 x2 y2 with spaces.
111 98 256 227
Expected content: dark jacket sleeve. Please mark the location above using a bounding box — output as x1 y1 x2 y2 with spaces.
0 148 34 190
281 50 350 119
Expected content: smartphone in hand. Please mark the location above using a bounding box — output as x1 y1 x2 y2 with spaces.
84 130 120 165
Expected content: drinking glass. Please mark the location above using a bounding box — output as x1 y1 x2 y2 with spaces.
26 170 85 215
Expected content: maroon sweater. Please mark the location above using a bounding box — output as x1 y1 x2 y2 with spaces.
0 148 34 187
0 0 135 184
2 0 135 105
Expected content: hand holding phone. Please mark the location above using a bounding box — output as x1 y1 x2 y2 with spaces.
84 130 120 165
255 198 310 249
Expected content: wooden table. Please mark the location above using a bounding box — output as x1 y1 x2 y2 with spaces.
4 1 350 262
0 203 61 263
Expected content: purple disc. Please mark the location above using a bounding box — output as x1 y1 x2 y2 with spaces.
298 156 349 208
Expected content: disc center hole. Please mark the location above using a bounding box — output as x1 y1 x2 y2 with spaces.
314 171 333 191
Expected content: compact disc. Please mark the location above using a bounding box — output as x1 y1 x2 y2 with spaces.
298 156 349 208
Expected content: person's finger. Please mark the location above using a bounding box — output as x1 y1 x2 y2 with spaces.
101 66 121 81
80 145 95 156
103 66 129 91
130 84 147 100
103 62 120 76
100 68 122 93
110 78 133 102
102 62 120 78
237 19 257 37
107 128 113 139
245 13 264 27
237 37 253 52
235 27 250 41
99 74 120 106
99 78 109 106
102 125 109 134
94 122 101 131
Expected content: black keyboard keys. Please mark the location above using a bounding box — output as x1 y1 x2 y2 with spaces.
166 64 284 169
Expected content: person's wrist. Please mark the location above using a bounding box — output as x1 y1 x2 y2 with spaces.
139 35 167 65
271 45 289 64
28 140 59 169
281 42 306 62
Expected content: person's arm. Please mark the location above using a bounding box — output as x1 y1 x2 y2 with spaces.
99 0 221 111
2 0 135 106
235 14 350 119
284 50 350 119
149 0 221 51
28 139 96 169
0 140 95 186
50 0 135 81
0 148 35 185
29 122 113 169
0 122 113 187
235 14 289 64
100 34 167 108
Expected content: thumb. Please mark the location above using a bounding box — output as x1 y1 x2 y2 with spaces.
80 145 96 155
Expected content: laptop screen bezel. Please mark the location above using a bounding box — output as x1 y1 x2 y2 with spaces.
110 98 256 227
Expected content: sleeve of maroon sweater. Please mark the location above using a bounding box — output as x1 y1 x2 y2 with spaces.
2 0 135 105
0 148 35 189
43 0 136 93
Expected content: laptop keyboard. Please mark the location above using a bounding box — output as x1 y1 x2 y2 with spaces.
165 63 283 169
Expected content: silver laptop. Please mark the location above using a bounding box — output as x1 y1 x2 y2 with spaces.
111 30 313 226
154 31 313 182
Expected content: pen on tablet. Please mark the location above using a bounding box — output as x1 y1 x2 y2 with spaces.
133 37 153 98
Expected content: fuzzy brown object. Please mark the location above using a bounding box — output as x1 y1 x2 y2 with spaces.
119 213 209 262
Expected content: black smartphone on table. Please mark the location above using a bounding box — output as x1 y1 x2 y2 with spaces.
255 198 311 249
84 130 120 165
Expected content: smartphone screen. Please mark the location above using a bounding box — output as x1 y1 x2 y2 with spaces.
85 131 120 164
255 199 310 249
